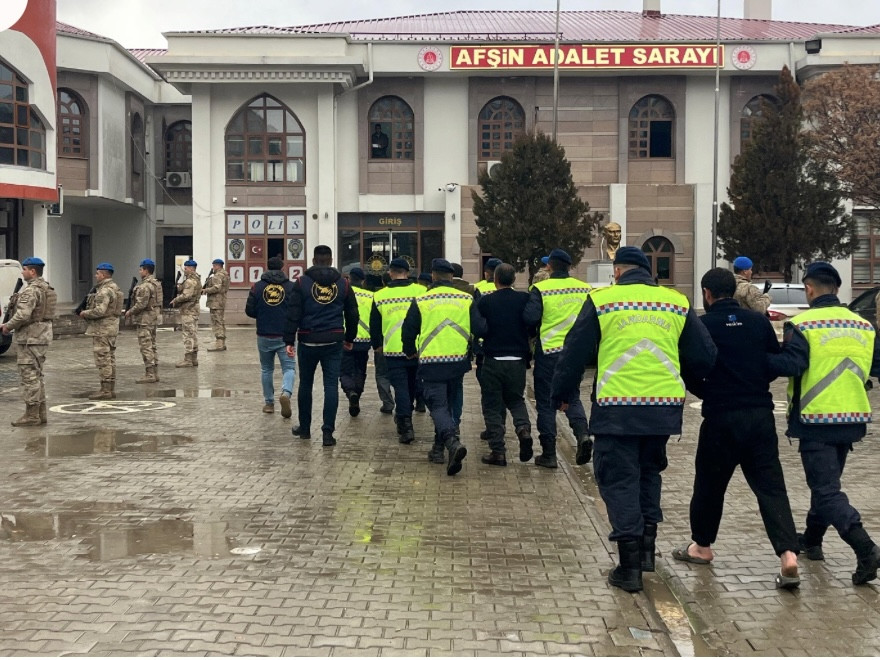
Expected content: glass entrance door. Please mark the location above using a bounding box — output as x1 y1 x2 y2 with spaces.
363 231 419 276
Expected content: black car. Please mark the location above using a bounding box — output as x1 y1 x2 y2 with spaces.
849 286 880 330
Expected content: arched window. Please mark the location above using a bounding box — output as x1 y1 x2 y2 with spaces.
225 95 305 184
0 60 46 169
131 112 144 175
642 236 675 283
741 94 777 147
628 95 675 159
57 88 87 157
478 96 525 160
368 96 414 160
165 120 192 173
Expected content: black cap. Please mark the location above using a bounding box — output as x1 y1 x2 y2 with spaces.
548 248 572 265
418 272 432 283
613 246 651 272
389 257 410 271
485 257 502 270
349 267 366 280
803 261 842 287
431 258 454 274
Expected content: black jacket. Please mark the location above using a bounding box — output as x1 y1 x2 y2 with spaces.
689 297 778 417
551 268 717 436
475 287 531 359
769 293 880 446
401 282 486 382
283 266 358 345
245 270 296 337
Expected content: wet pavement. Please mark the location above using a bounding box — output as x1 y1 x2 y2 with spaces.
1 327 880 655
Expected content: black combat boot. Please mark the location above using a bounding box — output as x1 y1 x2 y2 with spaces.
427 432 445 463
348 392 360 417
414 395 426 413
445 432 467 476
641 522 658 572
572 422 593 466
842 525 880 585
481 450 507 467
291 426 311 439
400 417 415 445
798 525 826 561
608 539 643 593
515 426 533 463
322 430 337 447
534 435 557 469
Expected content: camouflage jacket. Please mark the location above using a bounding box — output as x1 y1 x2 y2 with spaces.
82 278 123 337
172 272 202 314
6 277 54 345
130 274 163 326
733 274 771 313
204 268 229 310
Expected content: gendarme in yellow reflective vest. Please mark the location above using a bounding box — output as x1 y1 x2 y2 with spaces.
590 283 688 406
532 276 591 355
788 306 874 424
415 288 472 363
351 285 374 346
373 282 423 357
474 280 496 295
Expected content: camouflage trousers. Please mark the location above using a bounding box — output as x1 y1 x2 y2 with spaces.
180 310 199 353
92 335 117 382
210 308 226 340
137 324 158 367
17 343 47 405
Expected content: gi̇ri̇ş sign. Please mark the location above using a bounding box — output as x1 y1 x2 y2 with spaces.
450 44 723 69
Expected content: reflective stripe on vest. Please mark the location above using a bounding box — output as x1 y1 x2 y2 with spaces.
373 283 422 357
532 276 591 354
590 283 688 406
352 286 374 343
416 289 472 364
788 308 874 424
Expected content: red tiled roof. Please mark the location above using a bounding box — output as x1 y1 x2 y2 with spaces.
824 23 880 35
129 48 167 63
56 20 109 41
190 10 858 42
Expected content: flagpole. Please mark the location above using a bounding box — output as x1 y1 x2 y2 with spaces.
711 0 721 268
552 0 560 142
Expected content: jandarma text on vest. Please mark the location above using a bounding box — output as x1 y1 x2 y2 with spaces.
615 313 672 332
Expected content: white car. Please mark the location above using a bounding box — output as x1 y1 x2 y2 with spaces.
0 258 24 355
752 282 809 339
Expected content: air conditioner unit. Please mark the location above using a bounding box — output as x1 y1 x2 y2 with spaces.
166 171 192 188
486 160 503 178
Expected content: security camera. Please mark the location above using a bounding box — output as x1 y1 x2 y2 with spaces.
444 183 458 193
231 197 238 204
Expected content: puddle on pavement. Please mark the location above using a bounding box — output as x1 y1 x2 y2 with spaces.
147 388 251 398
26 430 194 457
647 576 715 656
0 511 233 560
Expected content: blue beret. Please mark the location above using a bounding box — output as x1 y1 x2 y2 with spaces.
349 267 366 280
541 256 550 265
212 258 224 265
389 258 410 271
613 246 651 272
21 257 45 267
549 248 572 265
803 261 841 287
485 258 502 270
418 272 432 283
184 259 197 267
139 258 155 268
431 258 454 274
96 262 114 272
733 256 753 270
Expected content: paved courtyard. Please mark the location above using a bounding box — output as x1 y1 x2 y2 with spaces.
1 325 880 656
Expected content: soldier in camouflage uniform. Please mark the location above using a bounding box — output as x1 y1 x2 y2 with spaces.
204 258 230 352
125 258 163 383
170 259 202 367
79 262 123 400
1 257 56 426
732 256 771 313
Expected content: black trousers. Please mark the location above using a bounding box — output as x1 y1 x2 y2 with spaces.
690 408 799 556
593 434 668 541
423 377 464 444
387 357 417 419
480 357 530 452
339 349 368 396
800 441 861 539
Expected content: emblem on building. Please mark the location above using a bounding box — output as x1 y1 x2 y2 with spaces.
229 238 245 260
731 45 757 70
418 46 443 72
288 238 304 259
368 253 388 274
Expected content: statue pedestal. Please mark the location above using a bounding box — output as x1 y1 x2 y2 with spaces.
586 260 615 287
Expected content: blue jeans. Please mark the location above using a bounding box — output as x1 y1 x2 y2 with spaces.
257 336 295 405
297 342 343 433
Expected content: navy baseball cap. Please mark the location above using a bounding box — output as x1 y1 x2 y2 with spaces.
803 261 842 287
549 248 572 265
431 258 454 274
389 258 410 271
418 272 432 283
485 258 502 270
613 246 650 272
349 267 366 279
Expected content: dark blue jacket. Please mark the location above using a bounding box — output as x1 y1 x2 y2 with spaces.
283 266 358 345
245 270 296 337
